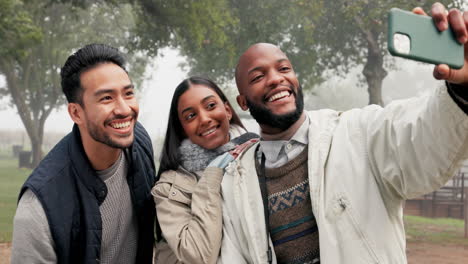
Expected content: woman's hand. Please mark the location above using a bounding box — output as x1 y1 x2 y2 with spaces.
229 138 260 158
209 138 259 169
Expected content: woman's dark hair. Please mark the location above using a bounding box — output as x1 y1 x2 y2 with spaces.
157 76 244 177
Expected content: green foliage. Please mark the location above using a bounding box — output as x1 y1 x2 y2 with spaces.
132 0 237 66
308 0 462 81
134 0 324 87
133 0 463 100
188 0 325 87
56 2 151 89
0 0 151 106
0 0 42 60
0 0 151 167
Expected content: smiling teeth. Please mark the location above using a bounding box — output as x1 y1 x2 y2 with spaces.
111 121 130 129
201 127 217 136
268 91 290 102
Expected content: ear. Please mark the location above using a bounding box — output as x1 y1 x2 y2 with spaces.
68 103 85 125
236 95 249 111
224 102 233 121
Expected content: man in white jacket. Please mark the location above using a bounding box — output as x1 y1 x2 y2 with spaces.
220 3 468 264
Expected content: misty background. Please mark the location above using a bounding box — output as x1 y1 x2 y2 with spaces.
0 0 466 168
0 55 440 137
2 1 468 260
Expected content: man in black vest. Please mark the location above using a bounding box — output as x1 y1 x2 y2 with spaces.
11 44 156 264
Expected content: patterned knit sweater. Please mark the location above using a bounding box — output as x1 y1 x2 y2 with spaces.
257 146 320 264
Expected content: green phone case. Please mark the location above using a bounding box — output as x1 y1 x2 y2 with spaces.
387 8 464 69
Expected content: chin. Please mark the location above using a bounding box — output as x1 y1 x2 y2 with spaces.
272 107 297 116
202 140 224 150
202 144 220 150
111 136 134 149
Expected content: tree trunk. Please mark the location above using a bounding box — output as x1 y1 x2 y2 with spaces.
1 60 51 168
30 133 43 168
363 45 387 106
359 24 387 106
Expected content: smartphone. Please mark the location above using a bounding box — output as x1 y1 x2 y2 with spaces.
387 8 464 69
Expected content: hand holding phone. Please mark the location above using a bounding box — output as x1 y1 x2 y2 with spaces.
387 8 464 69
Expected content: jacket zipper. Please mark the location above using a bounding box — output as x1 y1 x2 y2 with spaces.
338 197 380 263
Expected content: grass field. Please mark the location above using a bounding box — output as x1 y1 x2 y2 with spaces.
0 158 31 243
404 215 467 246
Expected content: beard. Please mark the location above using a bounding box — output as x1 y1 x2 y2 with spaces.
246 86 304 131
87 113 136 149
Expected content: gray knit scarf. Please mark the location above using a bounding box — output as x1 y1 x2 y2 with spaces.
178 132 259 173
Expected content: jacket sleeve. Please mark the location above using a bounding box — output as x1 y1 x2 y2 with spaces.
358 85 468 201
152 167 224 264
11 189 57 264
447 82 468 114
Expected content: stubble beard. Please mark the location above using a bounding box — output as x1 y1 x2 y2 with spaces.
87 113 137 149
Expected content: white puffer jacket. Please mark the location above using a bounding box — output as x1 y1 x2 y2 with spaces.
219 86 468 264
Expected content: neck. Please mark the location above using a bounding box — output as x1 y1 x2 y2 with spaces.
261 112 306 141
79 128 122 171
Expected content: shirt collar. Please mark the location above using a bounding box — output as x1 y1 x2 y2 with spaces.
259 114 310 161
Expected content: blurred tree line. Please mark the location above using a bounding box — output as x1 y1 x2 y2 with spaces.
0 0 463 167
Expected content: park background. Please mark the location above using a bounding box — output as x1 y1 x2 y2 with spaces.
1 0 468 263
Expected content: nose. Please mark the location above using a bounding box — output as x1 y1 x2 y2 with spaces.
198 109 212 127
113 96 132 117
266 69 285 88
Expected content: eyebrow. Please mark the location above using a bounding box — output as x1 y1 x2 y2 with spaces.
93 84 134 97
180 95 216 115
247 58 289 75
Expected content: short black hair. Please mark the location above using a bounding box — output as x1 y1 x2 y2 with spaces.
157 76 244 177
60 43 127 105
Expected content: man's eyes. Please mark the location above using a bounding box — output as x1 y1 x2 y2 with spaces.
99 91 134 102
250 75 263 83
100 95 112 102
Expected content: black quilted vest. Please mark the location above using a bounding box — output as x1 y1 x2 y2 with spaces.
19 122 156 264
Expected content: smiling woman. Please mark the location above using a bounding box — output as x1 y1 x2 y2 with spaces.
157 77 245 174
177 84 232 150
152 76 258 264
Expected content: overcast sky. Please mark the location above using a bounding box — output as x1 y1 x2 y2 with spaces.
0 48 442 139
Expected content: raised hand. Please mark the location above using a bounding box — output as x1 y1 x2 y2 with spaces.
413 3 468 86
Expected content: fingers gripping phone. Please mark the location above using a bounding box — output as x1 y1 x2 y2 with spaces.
387 8 464 69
